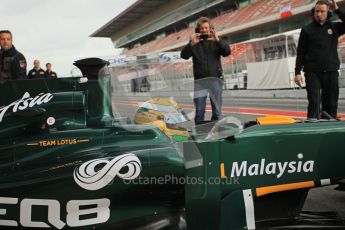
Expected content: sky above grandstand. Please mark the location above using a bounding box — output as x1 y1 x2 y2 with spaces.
0 0 137 77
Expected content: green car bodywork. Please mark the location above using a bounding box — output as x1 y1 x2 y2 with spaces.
0 58 344 229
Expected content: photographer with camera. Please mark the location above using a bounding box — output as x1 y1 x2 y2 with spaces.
181 17 230 124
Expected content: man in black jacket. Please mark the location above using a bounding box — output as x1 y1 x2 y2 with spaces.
28 59 46 79
181 17 231 124
45 63 57 79
0 30 27 84
295 0 345 119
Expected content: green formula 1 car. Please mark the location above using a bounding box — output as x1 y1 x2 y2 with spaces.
0 57 344 229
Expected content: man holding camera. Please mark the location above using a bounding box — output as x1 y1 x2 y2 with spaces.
181 17 230 124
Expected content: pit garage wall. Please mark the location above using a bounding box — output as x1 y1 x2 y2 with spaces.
246 57 299 89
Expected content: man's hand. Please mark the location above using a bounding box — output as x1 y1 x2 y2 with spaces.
210 28 219 42
294 74 303 87
190 33 200 45
330 0 339 11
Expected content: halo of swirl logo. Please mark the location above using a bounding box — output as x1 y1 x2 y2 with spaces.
74 153 141 190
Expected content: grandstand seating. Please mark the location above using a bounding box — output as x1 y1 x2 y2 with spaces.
123 0 313 56
223 0 311 28
339 35 345 47
230 44 254 62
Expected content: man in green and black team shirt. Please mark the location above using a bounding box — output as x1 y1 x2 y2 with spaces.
0 30 27 84
295 0 345 119
28 59 45 79
45 62 57 79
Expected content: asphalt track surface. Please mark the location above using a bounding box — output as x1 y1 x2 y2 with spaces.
113 95 345 121
112 95 345 219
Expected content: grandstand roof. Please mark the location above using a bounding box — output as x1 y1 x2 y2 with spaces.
91 0 167 37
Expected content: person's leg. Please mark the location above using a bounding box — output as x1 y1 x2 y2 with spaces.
194 96 207 123
194 81 208 124
209 78 224 120
321 71 339 119
305 72 321 119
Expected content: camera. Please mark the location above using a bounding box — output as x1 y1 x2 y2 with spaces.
195 27 212 40
199 34 209 40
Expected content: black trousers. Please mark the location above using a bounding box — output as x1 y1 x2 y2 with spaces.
305 71 339 119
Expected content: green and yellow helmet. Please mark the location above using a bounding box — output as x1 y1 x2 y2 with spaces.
134 98 190 142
